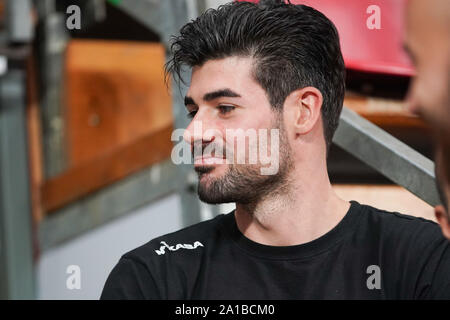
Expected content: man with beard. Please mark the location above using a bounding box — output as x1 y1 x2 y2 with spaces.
403 0 450 239
101 0 450 299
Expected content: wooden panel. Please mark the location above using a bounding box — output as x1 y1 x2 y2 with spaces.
26 55 44 223
40 40 174 213
344 94 429 129
65 40 172 167
0 1 4 22
25 54 44 261
42 124 173 213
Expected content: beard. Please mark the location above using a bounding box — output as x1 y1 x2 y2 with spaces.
195 119 293 204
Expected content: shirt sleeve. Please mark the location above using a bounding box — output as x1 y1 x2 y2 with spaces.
100 257 162 300
428 239 450 299
411 224 450 299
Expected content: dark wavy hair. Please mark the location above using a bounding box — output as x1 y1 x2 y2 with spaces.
165 0 346 151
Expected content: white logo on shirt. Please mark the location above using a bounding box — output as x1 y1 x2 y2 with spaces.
155 241 204 256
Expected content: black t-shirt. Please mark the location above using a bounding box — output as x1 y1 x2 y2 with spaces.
101 201 450 299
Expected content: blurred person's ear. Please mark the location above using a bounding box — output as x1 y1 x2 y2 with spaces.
435 205 450 240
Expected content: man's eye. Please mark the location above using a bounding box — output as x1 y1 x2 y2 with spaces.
187 110 197 119
218 105 235 115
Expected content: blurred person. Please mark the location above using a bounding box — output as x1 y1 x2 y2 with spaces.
404 0 450 238
434 141 450 238
101 0 450 299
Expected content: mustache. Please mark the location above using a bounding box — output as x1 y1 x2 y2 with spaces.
191 142 233 160
194 166 215 174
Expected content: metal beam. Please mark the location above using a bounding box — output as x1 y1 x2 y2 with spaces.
333 107 440 206
112 0 191 46
37 10 69 178
39 160 180 251
5 0 34 43
0 70 35 299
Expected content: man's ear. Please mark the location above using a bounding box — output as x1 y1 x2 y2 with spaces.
435 205 450 240
283 86 323 137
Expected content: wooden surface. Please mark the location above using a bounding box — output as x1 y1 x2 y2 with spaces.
333 184 435 222
65 40 172 167
42 124 173 213
41 40 173 214
25 54 45 262
26 55 44 223
344 94 429 129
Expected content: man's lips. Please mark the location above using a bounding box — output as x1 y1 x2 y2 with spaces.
194 156 226 166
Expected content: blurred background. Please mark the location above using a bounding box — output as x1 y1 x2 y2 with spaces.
0 0 437 299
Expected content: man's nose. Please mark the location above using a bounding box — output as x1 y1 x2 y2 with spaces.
183 112 216 146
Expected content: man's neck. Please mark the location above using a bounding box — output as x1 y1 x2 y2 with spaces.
234 168 350 246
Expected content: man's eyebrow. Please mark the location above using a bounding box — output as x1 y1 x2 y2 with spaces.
184 89 241 107
184 96 196 106
203 88 241 101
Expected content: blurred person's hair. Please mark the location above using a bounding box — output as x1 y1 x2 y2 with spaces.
165 0 346 152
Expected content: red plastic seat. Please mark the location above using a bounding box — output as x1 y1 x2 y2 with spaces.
239 0 414 76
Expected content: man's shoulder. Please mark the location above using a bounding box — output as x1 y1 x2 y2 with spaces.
122 213 227 262
359 202 437 227
355 201 445 244
101 213 230 299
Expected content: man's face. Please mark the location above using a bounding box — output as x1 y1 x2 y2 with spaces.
183 56 293 204
404 0 450 133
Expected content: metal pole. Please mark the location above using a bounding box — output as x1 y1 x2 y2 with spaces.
0 70 35 299
334 107 440 206
5 0 34 43
36 10 69 178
